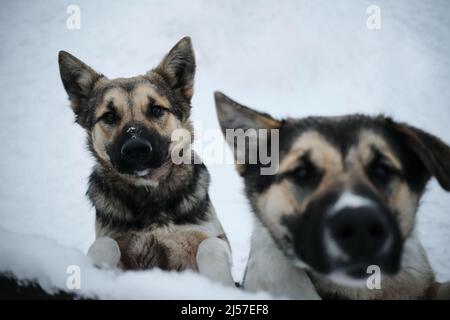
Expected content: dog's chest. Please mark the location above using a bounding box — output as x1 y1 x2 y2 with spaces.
118 227 207 271
98 222 220 272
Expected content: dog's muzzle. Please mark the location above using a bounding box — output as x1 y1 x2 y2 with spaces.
108 124 169 175
326 203 402 278
288 191 403 282
120 137 153 170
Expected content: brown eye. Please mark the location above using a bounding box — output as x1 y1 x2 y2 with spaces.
373 163 390 179
368 161 397 186
102 111 118 125
292 161 322 187
295 166 314 181
149 105 166 119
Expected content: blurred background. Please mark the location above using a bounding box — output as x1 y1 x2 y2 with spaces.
0 0 449 282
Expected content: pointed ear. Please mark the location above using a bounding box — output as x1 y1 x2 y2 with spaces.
214 92 281 175
152 37 196 102
214 92 281 134
58 51 102 117
394 123 450 191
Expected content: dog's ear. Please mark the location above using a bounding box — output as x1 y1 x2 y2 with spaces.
214 92 281 174
215 92 281 133
153 37 196 102
58 51 103 119
394 123 450 191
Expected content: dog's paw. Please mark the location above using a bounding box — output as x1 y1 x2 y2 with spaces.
196 237 235 287
87 237 121 269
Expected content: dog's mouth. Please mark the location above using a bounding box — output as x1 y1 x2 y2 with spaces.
328 263 379 284
107 124 173 181
291 255 401 289
343 263 372 279
124 158 172 180
325 267 369 288
112 166 156 179
282 190 404 288
109 149 172 181
134 168 152 177
291 238 403 287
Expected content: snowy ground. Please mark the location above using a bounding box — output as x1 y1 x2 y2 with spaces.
0 0 449 298
0 227 270 299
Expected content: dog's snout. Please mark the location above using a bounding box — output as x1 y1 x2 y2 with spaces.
109 124 170 175
121 138 152 160
328 207 389 259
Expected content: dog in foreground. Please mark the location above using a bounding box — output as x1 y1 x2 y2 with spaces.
58 38 234 286
215 92 450 299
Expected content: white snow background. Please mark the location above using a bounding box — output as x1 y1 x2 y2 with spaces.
0 0 449 298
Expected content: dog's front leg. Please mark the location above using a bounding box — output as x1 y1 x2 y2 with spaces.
87 237 121 268
196 237 235 287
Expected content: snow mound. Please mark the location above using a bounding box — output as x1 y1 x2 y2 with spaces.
0 227 271 299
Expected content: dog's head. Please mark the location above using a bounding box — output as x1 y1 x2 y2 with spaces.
58 37 195 185
215 92 450 286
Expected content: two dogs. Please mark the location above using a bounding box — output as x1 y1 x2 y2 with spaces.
59 38 450 299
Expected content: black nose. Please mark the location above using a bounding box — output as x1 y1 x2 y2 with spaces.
327 207 389 259
120 138 152 161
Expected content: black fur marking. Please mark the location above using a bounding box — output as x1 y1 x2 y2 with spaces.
288 116 430 192
79 76 187 130
108 123 170 174
244 115 431 198
88 162 210 233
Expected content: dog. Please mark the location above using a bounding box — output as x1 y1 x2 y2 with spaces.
214 91 450 299
58 37 234 286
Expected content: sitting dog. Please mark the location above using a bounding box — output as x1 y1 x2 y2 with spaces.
214 91 450 299
58 38 234 286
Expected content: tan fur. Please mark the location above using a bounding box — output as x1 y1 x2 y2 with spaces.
253 128 427 291
134 83 171 111
92 125 111 164
279 132 342 174
357 131 402 170
116 229 208 271
389 183 419 237
283 130 435 298
256 182 296 241
90 82 183 168
275 129 419 239
94 87 128 120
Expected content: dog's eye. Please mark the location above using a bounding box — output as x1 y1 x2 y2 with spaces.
149 105 166 119
292 163 320 187
102 111 119 125
369 162 396 185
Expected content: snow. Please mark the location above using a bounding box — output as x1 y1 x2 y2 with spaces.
0 0 449 298
0 227 269 299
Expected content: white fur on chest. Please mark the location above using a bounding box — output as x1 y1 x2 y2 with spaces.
243 219 321 299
